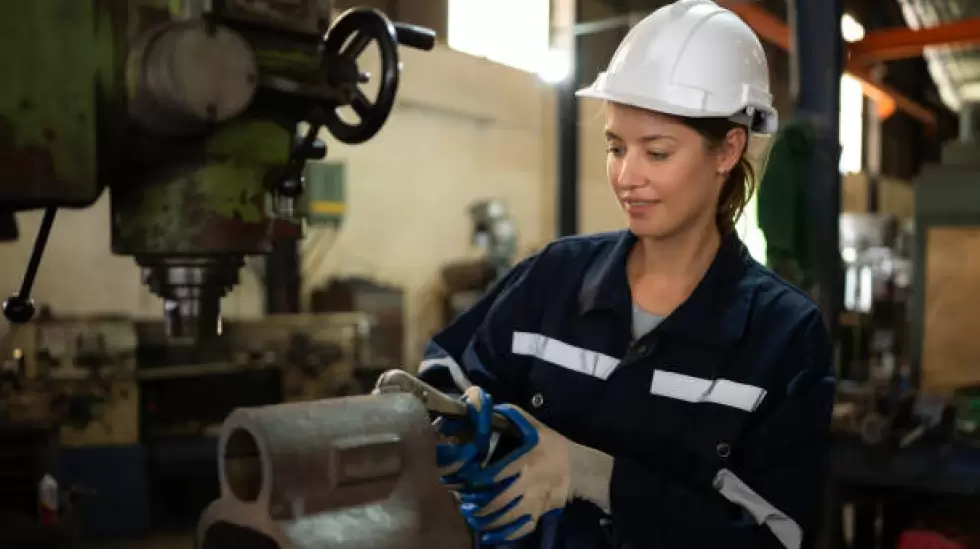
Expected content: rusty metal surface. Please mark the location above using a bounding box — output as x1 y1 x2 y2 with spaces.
0 0 125 207
197 393 472 549
111 119 291 255
218 0 333 35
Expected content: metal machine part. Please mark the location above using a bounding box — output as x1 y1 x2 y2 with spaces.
134 312 377 428
3 313 378 444
0 1 437 343
833 381 957 450
127 20 260 136
1 318 140 447
440 199 520 319
144 258 243 342
840 213 913 315
838 212 914 384
217 0 332 35
469 198 518 279
196 393 472 549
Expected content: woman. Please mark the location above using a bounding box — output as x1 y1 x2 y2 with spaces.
418 1 835 548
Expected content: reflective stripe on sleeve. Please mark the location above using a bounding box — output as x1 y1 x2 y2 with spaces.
713 468 802 549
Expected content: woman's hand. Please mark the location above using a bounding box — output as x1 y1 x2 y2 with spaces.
457 404 573 544
436 386 495 489
439 394 615 545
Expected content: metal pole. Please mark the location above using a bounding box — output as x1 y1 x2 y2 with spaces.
265 238 301 314
556 72 580 237
788 0 844 332
865 85 883 213
555 0 581 238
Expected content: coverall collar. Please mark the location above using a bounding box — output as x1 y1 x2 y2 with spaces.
578 229 753 346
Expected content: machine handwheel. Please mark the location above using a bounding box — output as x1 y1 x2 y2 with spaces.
321 8 400 145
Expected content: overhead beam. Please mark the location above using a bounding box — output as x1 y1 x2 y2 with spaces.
720 1 938 130
850 16 980 64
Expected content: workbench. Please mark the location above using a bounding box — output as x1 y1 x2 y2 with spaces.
821 434 980 549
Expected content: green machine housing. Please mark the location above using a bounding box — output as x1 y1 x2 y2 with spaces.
0 1 125 208
0 0 435 341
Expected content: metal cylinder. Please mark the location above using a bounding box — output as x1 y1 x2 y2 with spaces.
141 257 242 341
197 393 472 549
127 20 258 136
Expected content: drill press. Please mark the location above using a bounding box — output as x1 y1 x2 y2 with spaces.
0 0 435 342
0 6 476 547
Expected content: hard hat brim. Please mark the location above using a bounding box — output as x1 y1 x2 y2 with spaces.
575 84 778 135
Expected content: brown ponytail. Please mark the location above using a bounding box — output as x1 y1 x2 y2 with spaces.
676 116 756 235
715 154 756 235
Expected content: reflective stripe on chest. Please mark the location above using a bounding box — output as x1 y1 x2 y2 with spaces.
512 331 767 412
512 331 619 380
650 370 767 412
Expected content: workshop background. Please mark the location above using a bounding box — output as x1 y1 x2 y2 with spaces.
2 0 979 548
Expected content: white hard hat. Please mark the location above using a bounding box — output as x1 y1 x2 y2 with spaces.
577 0 778 134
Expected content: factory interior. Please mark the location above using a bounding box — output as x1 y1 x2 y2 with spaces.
5 0 980 548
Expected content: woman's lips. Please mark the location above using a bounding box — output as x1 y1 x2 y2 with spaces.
623 198 661 216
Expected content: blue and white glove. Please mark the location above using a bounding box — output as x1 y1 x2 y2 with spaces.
436 386 495 489
457 404 615 545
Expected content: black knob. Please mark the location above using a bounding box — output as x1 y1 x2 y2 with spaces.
3 294 35 323
294 136 327 161
279 176 304 198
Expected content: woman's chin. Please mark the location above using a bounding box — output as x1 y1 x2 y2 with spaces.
627 218 669 239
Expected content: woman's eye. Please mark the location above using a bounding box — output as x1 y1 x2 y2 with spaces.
606 146 624 156
647 151 670 161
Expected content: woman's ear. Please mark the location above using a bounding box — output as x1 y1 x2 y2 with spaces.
717 127 748 174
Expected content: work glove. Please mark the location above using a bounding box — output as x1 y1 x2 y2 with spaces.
436 386 495 489
454 404 614 545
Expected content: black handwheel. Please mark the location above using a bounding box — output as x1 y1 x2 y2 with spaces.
321 8 400 145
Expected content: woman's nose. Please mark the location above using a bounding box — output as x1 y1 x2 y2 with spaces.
615 155 646 190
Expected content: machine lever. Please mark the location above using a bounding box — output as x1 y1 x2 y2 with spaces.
3 206 57 323
394 22 436 51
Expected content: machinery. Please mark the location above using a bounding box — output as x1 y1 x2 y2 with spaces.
196 370 487 549
197 392 473 549
469 198 519 280
0 2 456 545
0 0 435 343
440 198 519 320
838 212 913 384
134 311 380 441
0 317 140 448
0 311 397 538
136 312 382 527
833 380 956 451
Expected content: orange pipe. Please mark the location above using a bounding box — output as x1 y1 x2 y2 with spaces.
850 17 980 64
720 2 937 130
724 2 791 50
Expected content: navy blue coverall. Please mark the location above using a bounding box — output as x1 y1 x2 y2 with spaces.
419 230 835 549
